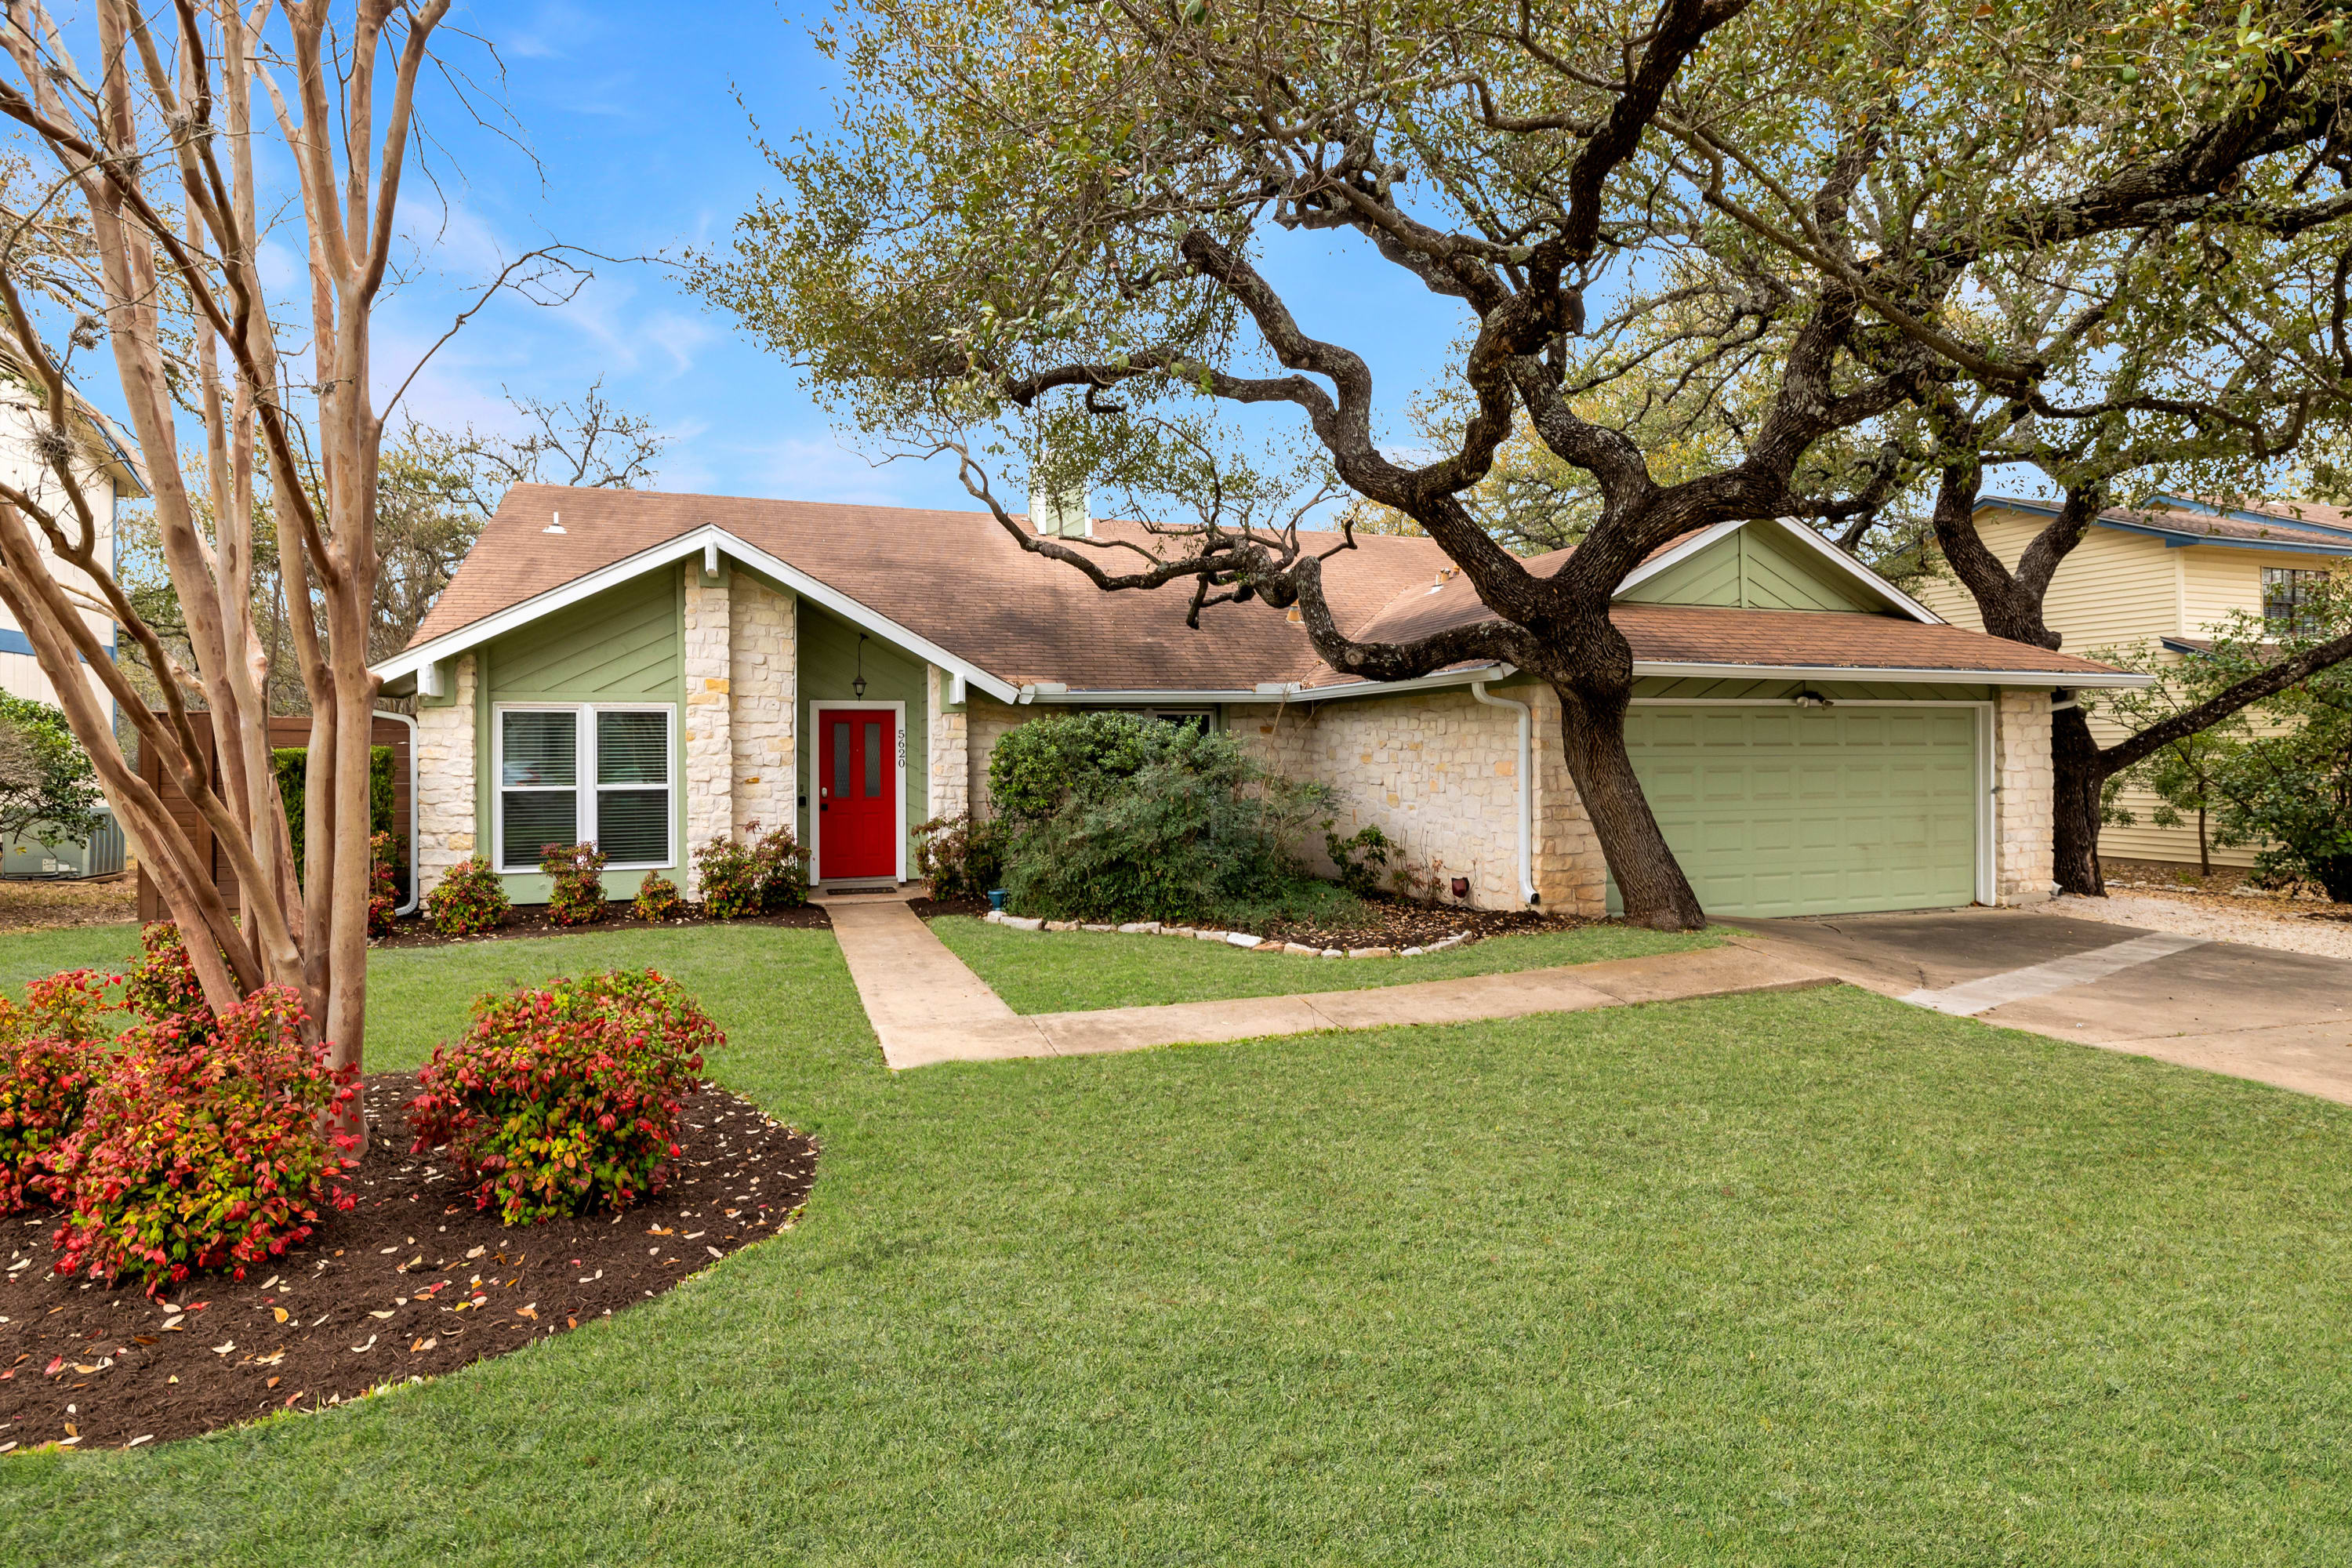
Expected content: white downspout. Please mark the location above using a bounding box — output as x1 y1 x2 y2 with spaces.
1469 678 1540 907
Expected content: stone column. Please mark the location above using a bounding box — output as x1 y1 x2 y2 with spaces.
1993 689 2055 906
682 568 732 894
413 654 477 897
731 575 797 840
927 665 969 822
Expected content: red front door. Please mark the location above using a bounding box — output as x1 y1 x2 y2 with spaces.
818 710 896 880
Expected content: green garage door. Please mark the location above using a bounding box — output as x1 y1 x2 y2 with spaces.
1614 706 1981 918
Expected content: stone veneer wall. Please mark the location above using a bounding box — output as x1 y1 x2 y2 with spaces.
1232 687 1566 910
731 575 797 844
928 666 969 822
412 653 477 897
1523 684 1608 916
964 694 1033 820
1993 688 2055 906
681 570 733 896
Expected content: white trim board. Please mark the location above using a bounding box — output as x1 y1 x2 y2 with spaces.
372 526 1019 704
808 700 909 883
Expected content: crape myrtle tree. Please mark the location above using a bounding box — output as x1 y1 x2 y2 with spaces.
697 0 2352 929
0 1 564 1146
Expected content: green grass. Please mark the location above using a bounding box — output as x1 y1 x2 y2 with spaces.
2 925 2350 1563
0 920 142 996
930 913 1721 1012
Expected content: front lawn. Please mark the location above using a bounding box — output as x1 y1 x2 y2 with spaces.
928 913 1722 1012
2 917 2347 1564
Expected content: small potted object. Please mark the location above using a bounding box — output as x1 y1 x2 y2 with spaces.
987 889 1008 912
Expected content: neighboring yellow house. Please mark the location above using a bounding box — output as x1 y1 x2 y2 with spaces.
1914 493 2352 869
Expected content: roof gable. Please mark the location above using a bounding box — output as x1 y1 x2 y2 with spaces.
1617 520 1890 614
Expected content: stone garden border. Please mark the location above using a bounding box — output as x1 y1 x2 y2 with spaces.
980 909 1473 960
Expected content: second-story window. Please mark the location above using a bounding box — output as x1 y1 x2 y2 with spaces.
2262 568 2326 631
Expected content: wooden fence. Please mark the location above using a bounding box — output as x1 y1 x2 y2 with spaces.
134 713 416 924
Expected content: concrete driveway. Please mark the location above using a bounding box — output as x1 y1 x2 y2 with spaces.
1726 906 2352 1105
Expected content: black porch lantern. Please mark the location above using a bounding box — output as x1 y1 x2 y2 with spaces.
852 633 869 700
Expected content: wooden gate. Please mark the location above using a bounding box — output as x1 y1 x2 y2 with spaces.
134 713 416 924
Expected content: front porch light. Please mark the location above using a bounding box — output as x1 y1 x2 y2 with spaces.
853 633 868 700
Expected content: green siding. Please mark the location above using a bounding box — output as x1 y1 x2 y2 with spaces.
796 601 929 878
1621 523 1886 613
1610 704 1980 918
476 566 688 904
489 571 681 699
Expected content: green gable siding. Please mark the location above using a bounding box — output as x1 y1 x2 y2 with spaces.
797 601 929 877
488 570 681 699
474 566 687 904
1621 524 1886 613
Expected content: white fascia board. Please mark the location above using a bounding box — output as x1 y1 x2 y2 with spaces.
1606 517 1941 624
370 526 1021 703
1628 659 2153 688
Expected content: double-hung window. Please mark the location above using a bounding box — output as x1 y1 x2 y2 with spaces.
2263 568 2326 631
496 705 674 872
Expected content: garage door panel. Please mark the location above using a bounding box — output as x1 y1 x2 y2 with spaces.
1611 705 1980 918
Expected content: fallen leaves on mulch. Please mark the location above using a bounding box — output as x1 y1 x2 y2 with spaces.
0 875 136 934
2100 859 2352 924
0 1073 816 1451
368 903 831 949
1251 898 1601 951
911 891 1602 950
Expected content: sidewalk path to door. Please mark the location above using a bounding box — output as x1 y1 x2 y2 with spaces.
821 895 1840 1070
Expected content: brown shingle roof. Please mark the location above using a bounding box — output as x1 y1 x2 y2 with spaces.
408 485 2123 690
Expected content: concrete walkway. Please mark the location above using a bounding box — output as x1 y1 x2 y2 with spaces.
821 900 1839 1070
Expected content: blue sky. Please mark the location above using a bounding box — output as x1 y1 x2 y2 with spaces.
358 1 1474 510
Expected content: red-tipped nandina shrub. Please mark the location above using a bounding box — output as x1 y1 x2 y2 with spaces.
404 968 722 1225
0 969 119 1211
539 840 609 927
425 855 511 937
49 985 358 1294
368 830 401 939
123 921 213 1027
632 870 684 923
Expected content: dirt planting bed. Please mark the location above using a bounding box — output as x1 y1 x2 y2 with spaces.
368 902 831 949
0 1073 816 1450
0 874 136 934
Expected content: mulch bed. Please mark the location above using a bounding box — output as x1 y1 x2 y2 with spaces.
2101 859 2352 922
368 903 831 949
0 874 137 934
910 891 1604 950
0 1073 817 1451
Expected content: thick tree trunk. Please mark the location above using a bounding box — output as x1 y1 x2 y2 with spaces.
2051 702 2108 897
1552 670 1706 931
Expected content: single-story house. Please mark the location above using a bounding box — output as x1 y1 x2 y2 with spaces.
369 485 2146 920
1917 492 2352 869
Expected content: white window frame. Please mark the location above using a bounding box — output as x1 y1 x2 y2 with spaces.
808 699 908 882
492 702 677 873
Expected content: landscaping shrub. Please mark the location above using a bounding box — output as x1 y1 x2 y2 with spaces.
539 840 610 926
913 812 1007 899
633 870 684 922
425 855 511 937
404 969 723 1225
272 743 397 883
368 830 400 938
1323 821 1394 899
0 969 118 1211
692 821 811 917
123 920 213 1026
989 712 1334 924
49 985 358 1293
